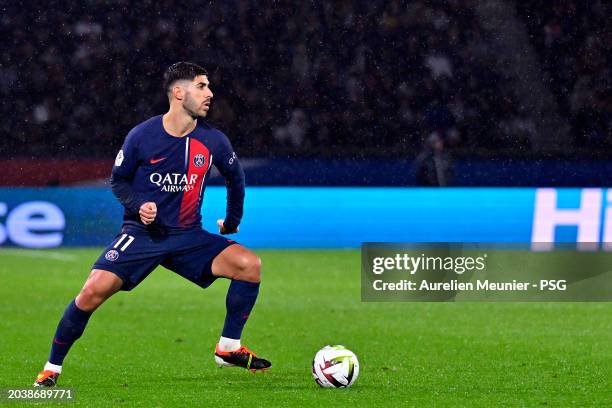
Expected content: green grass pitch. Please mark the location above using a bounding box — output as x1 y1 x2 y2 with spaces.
1 248 610 407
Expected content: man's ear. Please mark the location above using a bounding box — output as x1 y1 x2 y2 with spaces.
172 84 184 100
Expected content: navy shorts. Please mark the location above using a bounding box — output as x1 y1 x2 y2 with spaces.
92 226 237 291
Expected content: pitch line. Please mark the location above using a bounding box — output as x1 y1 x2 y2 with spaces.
0 248 78 262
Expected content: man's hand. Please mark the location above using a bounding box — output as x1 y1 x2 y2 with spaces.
217 219 239 235
139 202 157 225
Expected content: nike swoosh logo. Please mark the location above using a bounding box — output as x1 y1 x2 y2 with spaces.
150 157 167 164
53 338 68 345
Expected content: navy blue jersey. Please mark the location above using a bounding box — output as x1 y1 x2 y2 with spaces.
110 115 245 232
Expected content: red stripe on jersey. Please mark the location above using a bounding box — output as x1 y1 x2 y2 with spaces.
178 138 210 227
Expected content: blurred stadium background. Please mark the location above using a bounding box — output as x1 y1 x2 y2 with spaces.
1 0 611 186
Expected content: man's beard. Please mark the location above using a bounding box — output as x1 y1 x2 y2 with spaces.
183 95 207 118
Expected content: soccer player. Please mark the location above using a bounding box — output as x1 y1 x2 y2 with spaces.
34 62 271 387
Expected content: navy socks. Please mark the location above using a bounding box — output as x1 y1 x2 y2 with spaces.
48 299 92 366
221 280 260 339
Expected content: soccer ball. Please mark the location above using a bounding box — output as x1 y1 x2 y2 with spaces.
312 345 359 388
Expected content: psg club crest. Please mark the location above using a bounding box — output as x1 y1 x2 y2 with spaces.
105 250 119 262
193 154 206 168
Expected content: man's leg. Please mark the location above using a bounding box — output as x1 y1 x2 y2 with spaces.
34 269 123 387
210 245 270 370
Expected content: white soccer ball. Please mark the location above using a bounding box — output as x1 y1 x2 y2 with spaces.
312 345 359 388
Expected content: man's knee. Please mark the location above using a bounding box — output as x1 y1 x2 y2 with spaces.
235 254 261 283
76 285 105 312
76 269 122 312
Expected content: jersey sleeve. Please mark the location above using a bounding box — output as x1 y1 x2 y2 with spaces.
112 129 140 179
110 129 146 214
213 132 245 231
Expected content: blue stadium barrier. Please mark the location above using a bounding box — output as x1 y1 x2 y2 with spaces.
208 159 612 187
0 187 608 248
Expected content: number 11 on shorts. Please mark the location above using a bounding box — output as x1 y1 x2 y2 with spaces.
114 234 135 251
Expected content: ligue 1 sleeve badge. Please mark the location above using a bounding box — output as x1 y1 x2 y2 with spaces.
115 150 124 167
105 250 119 261
193 153 206 168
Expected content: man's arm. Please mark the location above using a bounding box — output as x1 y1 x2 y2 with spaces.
215 141 245 234
110 131 157 225
109 173 149 215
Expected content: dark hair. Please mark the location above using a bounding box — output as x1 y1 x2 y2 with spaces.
162 62 208 95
